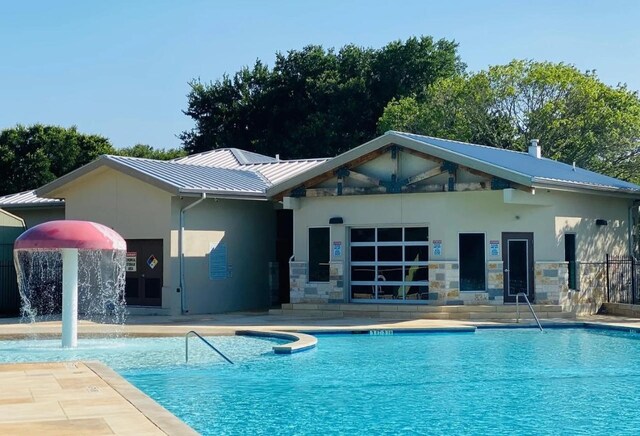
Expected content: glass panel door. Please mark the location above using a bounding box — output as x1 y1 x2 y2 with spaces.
350 227 429 303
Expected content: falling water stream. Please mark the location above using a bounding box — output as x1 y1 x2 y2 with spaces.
14 249 127 330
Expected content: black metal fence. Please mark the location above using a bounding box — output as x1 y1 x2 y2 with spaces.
0 243 19 315
605 254 640 304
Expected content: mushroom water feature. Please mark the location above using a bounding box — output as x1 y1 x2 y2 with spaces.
13 220 127 348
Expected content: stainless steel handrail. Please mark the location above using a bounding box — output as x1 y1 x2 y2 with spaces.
185 330 234 364
515 293 544 332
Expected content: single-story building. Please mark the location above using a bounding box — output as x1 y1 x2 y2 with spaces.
27 131 640 316
35 149 326 315
266 131 640 314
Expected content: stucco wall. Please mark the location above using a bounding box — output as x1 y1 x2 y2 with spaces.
4 207 64 229
288 187 632 306
172 197 276 314
55 168 174 310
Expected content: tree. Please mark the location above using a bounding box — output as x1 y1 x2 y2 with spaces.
378 60 640 183
180 36 464 158
0 124 113 195
0 124 183 196
116 144 186 160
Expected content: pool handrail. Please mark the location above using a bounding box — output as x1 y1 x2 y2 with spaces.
515 293 543 331
185 330 234 364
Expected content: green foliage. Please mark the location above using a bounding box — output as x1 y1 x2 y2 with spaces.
0 124 184 196
116 144 186 160
378 60 640 183
181 36 463 158
0 124 114 195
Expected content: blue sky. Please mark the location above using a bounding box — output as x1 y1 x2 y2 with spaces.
1 0 638 150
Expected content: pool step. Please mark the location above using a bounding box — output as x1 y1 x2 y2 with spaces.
269 303 574 321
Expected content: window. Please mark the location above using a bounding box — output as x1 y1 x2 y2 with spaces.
459 233 486 291
350 227 429 301
565 234 577 290
309 227 330 282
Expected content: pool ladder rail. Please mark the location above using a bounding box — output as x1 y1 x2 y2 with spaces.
185 330 234 364
515 293 544 332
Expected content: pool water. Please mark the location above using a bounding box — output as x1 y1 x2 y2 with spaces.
2 329 640 435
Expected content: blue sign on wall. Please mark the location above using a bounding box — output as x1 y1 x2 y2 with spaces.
209 242 228 280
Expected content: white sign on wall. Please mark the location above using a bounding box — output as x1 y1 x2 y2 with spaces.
126 252 137 272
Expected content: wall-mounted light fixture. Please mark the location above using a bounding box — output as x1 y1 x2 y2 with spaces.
596 219 608 226
329 217 344 224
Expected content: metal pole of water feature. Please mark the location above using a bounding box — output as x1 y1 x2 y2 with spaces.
61 248 79 348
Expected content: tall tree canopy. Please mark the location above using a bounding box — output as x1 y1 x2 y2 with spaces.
180 36 464 158
0 124 182 195
116 143 185 160
378 60 640 183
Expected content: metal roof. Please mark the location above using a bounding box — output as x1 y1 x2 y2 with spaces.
267 131 640 197
0 190 65 208
171 148 328 186
172 148 277 168
394 132 640 192
35 149 327 201
106 155 269 195
36 155 270 199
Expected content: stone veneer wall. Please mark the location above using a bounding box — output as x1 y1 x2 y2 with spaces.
289 260 576 307
428 262 460 304
534 262 568 305
559 261 607 315
289 261 344 304
486 261 504 305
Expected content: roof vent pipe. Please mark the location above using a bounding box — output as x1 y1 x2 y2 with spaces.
528 139 541 159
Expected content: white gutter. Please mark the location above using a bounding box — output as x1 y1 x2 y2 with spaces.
179 193 207 314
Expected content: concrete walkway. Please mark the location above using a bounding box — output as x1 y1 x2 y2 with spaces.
0 361 195 436
0 311 638 435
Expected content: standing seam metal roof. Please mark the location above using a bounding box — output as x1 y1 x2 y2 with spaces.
0 190 65 207
393 131 640 192
105 155 269 194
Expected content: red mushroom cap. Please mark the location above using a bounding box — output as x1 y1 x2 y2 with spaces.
14 220 126 251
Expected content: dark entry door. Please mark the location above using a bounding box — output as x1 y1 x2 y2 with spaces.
502 232 534 303
275 210 293 304
125 239 163 306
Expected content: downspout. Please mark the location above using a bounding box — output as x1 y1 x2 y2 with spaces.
179 193 207 314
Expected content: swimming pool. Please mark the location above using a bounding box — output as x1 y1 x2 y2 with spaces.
2 328 640 435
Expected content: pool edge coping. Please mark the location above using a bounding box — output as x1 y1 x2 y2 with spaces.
235 329 318 354
85 360 198 436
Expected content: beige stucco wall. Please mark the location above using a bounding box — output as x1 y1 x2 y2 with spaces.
288 187 632 305
171 197 276 314
4 206 64 229
53 167 174 310
292 190 630 263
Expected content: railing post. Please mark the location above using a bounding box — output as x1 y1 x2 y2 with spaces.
633 256 637 305
606 254 610 303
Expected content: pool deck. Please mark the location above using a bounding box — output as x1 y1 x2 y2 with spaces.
1 311 640 435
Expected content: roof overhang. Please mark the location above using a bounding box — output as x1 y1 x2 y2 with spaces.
266 133 533 198
36 156 181 198
36 156 269 200
266 132 640 200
